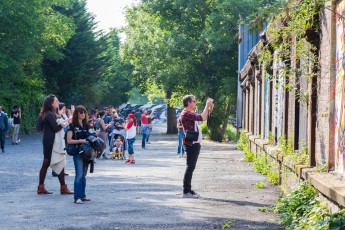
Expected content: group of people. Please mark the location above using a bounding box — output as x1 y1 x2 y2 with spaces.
2 93 215 204
35 95 143 204
0 105 21 153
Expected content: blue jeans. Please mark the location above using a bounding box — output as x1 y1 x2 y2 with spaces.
146 128 152 142
142 134 147 148
73 154 89 201
127 137 136 154
177 132 184 154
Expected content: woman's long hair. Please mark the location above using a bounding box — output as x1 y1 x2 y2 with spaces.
36 94 57 131
72 105 89 127
39 94 56 117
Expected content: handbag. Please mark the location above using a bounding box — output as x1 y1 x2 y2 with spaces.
65 124 81 156
185 130 199 141
183 122 199 141
66 144 81 156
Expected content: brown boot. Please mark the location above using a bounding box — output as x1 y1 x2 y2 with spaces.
60 184 74 195
37 184 53 195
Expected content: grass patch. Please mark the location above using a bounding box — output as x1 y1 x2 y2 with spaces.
255 182 265 189
222 220 235 229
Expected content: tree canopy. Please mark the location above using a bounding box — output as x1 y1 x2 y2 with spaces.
122 0 271 139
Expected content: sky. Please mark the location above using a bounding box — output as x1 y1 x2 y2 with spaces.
86 0 138 32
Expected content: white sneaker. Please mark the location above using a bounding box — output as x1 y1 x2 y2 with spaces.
182 190 200 198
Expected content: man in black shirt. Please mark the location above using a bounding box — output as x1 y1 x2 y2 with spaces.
11 105 21 145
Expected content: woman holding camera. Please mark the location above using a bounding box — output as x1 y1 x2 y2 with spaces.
37 94 73 195
66 105 92 204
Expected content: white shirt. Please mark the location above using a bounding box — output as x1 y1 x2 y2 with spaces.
193 121 203 144
126 125 136 139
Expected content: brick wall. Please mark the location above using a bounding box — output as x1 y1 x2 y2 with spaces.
316 2 333 166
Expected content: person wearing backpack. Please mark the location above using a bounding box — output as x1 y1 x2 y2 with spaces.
0 105 9 153
95 110 113 152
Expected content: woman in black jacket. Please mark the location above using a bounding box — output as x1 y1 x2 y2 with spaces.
37 94 73 195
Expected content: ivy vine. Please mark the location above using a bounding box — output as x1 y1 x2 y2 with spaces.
258 0 325 104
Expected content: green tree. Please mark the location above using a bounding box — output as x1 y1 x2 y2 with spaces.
123 0 272 140
42 0 105 108
0 0 74 132
94 29 132 106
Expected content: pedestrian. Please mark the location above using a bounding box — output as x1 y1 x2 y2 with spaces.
141 109 154 149
66 105 92 204
50 102 71 178
125 113 136 164
146 110 154 144
36 94 73 195
135 109 142 134
177 118 185 158
11 105 21 145
52 103 70 177
0 105 9 153
95 110 113 150
180 95 214 198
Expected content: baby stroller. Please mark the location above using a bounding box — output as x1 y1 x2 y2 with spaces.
104 128 127 160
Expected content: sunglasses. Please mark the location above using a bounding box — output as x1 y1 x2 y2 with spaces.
79 111 86 114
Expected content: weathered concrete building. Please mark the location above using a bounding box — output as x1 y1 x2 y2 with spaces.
237 0 345 210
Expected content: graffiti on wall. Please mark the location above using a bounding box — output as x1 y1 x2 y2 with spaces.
273 52 285 143
335 1 345 173
264 74 270 140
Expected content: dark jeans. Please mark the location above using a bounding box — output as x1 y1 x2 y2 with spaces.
0 129 5 150
142 134 148 148
183 143 201 193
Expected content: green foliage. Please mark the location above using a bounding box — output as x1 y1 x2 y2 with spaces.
237 132 248 150
327 209 345 229
42 3 133 110
268 132 275 145
200 122 210 136
243 145 255 162
280 136 309 165
128 88 149 104
256 0 325 105
258 206 272 212
0 0 74 132
225 124 237 141
238 132 255 162
222 220 235 229
274 180 329 229
253 153 279 185
94 29 132 106
122 0 271 136
267 168 279 185
256 182 265 189
253 154 270 175
316 163 328 173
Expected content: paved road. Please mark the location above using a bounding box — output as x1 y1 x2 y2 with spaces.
0 123 281 230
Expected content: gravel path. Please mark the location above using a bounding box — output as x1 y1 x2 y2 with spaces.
0 123 281 230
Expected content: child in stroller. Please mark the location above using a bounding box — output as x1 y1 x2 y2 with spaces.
112 135 124 159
